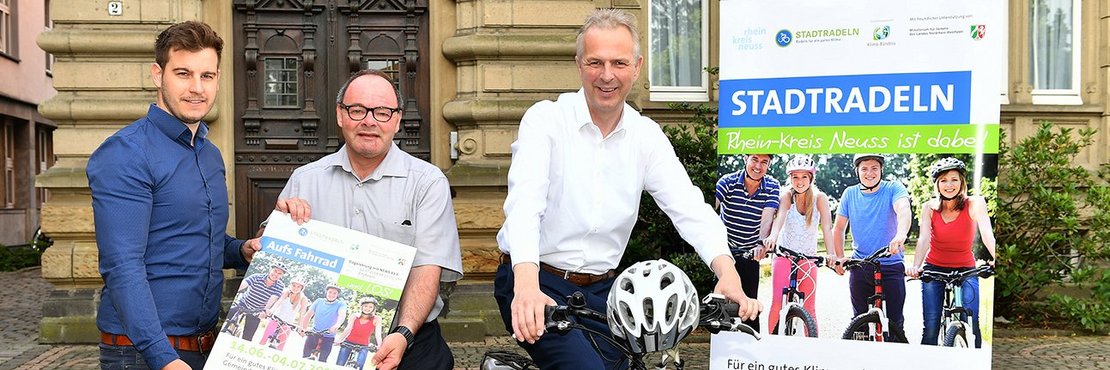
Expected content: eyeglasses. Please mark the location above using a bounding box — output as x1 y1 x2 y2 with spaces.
338 103 401 123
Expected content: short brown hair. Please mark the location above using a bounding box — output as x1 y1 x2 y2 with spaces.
155 21 224 68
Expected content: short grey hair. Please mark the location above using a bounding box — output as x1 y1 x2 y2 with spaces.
335 69 404 110
576 8 641 60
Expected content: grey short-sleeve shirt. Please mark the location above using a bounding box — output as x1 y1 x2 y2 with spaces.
278 143 463 322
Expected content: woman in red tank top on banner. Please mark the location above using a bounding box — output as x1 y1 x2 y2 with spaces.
908 157 997 347
336 296 384 369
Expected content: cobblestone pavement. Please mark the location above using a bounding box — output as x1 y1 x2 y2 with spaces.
1 267 1106 370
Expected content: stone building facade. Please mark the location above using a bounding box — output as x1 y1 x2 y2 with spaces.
34 0 1109 342
0 0 55 248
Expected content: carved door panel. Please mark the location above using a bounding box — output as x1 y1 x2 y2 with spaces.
232 0 430 238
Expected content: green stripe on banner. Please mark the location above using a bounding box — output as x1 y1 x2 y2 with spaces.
337 275 404 300
717 124 999 154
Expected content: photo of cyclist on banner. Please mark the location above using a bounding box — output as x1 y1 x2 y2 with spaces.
830 153 912 343
227 263 288 342
300 284 348 362
335 296 385 369
258 274 311 350
760 155 835 335
716 153 781 333
908 157 997 348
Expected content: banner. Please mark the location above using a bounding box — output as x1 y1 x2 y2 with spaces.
713 1 1002 369
208 211 416 370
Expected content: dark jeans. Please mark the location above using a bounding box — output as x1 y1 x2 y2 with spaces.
336 341 370 369
733 255 762 332
493 263 627 370
227 305 263 341
303 333 336 362
848 262 907 342
398 320 454 370
921 265 981 347
99 343 206 370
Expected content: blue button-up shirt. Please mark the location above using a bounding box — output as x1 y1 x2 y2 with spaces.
88 104 247 369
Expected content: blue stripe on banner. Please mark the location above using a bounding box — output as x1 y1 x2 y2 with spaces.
261 236 345 273
719 71 972 128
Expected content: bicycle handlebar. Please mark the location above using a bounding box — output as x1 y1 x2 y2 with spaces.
918 265 995 284
839 247 893 270
742 245 826 266
536 292 760 340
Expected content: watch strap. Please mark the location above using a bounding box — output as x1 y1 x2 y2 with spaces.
390 325 415 348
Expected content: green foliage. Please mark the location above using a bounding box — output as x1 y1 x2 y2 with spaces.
0 246 43 272
623 102 718 268
1045 267 1110 334
994 122 1110 319
666 252 717 296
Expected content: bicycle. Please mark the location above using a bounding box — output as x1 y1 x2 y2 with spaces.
220 306 264 338
480 291 760 370
336 341 378 369
838 248 906 342
262 314 298 349
917 264 994 348
743 245 823 337
301 328 332 361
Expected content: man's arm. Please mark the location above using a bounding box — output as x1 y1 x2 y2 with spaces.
890 196 912 254
498 103 557 344
831 215 849 275
88 138 180 370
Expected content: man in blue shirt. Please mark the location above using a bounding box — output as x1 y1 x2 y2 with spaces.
88 21 261 370
829 154 912 342
300 284 348 362
716 153 780 332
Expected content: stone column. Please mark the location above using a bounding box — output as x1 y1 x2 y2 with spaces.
35 0 211 343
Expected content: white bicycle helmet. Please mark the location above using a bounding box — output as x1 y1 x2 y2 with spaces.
786 155 816 175
928 157 966 180
606 259 699 354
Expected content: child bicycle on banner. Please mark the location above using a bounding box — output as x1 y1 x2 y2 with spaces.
761 155 835 335
908 157 997 347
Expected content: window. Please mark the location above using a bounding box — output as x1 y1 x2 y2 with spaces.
44 0 52 75
1 121 13 209
35 125 53 208
1029 0 1082 104
263 57 299 108
648 0 709 102
0 0 13 58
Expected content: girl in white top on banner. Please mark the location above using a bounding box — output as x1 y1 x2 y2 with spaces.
260 275 311 350
762 155 835 334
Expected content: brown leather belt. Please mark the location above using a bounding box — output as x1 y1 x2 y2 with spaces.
100 329 217 353
500 253 616 286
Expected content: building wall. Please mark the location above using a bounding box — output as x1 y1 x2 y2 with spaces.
0 0 55 246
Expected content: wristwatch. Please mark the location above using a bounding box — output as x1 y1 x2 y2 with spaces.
390 325 415 349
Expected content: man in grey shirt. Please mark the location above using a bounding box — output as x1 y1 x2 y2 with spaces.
274 69 462 370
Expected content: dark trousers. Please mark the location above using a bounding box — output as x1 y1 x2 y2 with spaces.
303 334 336 361
494 263 628 370
99 343 206 370
733 256 762 332
848 262 907 342
227 305 263 341
397 320 454 370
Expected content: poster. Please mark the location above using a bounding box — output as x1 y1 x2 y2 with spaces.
208 211 416 370
713 1 1002 369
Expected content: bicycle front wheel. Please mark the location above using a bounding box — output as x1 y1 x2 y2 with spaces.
942 322 969 348
841 312 882 341
784 305 818 337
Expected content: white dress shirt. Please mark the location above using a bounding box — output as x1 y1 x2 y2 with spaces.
497 89 731 274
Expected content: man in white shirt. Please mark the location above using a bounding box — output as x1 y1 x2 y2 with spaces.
494 8 761 369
